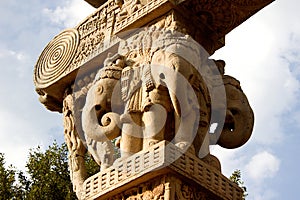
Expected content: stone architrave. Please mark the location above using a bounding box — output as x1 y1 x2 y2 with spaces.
34 0 275 199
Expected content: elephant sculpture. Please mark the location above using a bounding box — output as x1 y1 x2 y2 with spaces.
150 48 205 153
80 30 254 171
214 75 254 149
81 54 124 169
114 31 211 158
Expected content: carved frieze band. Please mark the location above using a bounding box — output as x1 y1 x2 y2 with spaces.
114 0 171 33
179 0 274 38
34 0 118 90
34 0 274 91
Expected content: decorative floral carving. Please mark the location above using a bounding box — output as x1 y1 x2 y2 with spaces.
175 178 214 200
106 176 166 200
63 89 87 198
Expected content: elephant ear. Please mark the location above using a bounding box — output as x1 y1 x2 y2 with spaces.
217 76 254 149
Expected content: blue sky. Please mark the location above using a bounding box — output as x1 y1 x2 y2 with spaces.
0 0 299 199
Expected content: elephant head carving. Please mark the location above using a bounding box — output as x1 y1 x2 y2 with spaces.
216 75 254 149
82 78 122 142
81 64 123 168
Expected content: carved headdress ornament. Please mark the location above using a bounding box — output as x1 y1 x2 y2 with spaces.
152 31 204 69
94 53 124 82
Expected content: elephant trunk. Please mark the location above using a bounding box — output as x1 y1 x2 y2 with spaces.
82 107 121 142
217 76 254 149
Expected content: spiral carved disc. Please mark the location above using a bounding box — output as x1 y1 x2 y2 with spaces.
34 29 79 88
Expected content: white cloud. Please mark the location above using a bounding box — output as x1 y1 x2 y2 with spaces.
0 48 31 79
248 189 278 200
0 0 96 172
43 0 95 28
211 147 281 200
212 0 300 146
245 151 280 181
0 109 62 171
210 3 299 199
210 146 242 176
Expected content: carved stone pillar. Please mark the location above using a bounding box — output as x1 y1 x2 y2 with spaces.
63 89 88 197
33 0 275 199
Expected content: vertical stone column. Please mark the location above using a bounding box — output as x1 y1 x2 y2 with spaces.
63 88 88 198
33 0 275 199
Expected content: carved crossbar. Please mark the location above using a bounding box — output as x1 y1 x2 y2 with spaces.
34 0 274 112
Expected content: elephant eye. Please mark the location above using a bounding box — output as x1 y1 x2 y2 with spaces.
95 105 101 111
97 85 103 94
230 108 239 115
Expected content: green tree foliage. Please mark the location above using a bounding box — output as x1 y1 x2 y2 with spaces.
24 142 77 200
0 153 31 199
230 169 248 199
0 141 102 199
84 153 100 178
0 153 16 200
13 171 31 199
0 141 101 199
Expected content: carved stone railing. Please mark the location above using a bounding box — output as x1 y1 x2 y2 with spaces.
83 141 243 200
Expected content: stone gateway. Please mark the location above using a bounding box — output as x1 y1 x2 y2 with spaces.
34 0 275 199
